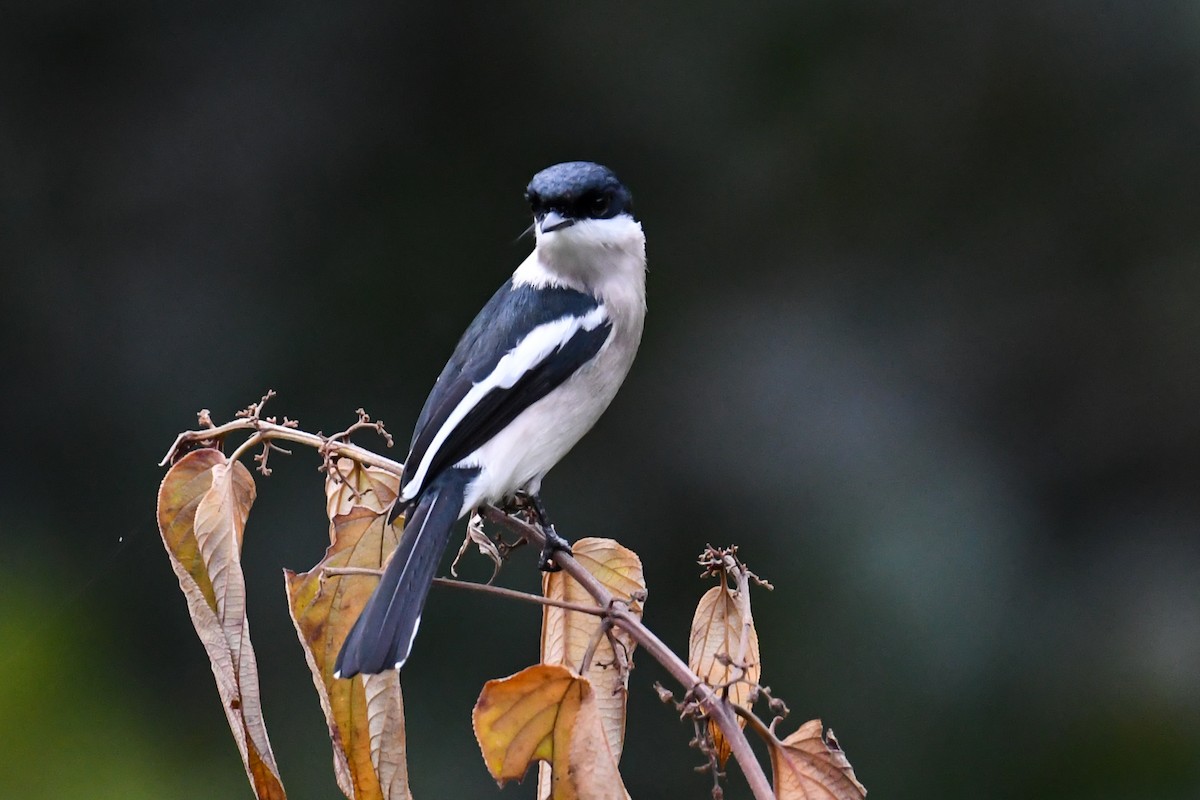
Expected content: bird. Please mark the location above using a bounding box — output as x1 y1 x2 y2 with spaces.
334 161 647 678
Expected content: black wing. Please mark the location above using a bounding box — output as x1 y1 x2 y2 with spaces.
400 280 611 499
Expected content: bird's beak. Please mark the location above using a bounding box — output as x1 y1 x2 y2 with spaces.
539 210 576 234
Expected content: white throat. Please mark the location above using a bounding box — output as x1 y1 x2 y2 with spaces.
513 214 646 305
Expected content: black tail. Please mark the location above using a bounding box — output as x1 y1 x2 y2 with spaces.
334 468 473 677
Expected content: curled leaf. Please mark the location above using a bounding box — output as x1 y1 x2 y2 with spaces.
541 538 644 762
362 672 411 800
689 574 761 766
157 448 285 800
286 461 410 800
194 460 255 646
473 665 626 800
768 719 867 800
451 511 502 581
326 457 399 522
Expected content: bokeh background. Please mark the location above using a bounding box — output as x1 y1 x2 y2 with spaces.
3 2 1198 798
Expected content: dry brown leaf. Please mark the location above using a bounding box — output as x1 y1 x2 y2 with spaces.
157 448 285 800
688 575 761 766
451 511 502 581
473 665 626 800
194 460 255 647
768 719 867 800
541 538 643 755
326 457 400 522
565 676 629 800
362 673 410 799
285 460 410 800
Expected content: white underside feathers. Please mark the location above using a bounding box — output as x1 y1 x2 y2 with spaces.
400 304 610 502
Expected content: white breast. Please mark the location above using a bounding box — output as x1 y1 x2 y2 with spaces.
457 216 647 513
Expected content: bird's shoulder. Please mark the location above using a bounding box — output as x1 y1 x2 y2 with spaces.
441 278 602 382
405 278 605 458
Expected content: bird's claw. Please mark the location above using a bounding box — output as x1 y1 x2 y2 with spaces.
538 526 572 572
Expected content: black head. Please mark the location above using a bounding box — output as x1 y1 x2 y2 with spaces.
525 162 634 224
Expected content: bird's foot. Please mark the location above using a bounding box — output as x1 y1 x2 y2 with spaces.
538 525 572 572
511 491 571 571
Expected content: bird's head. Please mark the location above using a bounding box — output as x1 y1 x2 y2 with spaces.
525 162 636 247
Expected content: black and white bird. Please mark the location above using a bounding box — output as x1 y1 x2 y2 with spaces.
334 161 647 678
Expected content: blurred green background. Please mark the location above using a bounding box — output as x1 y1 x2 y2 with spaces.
3 2 1199 798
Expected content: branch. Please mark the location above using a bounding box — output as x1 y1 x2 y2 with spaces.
477 507 776 800
320 568 608 616
433 577 608 617
164 408 775 800
160 417 405 476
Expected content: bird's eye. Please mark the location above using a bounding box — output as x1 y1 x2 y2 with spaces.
526 191 542 211
589 193 610 217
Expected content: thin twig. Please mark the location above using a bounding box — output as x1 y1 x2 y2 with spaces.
691 713 726 799
432 577 608 616
324 408 395 449
227 430 267 466
316 568 610 617
322 566 384 578
605 627 633 685
577 613 615 675
731 704 773 741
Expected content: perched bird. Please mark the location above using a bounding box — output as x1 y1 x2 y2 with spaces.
335 162 647 678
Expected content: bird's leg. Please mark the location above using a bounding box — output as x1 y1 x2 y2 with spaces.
500 493 532 519
526 493 572 572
